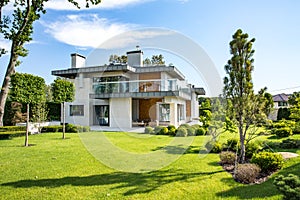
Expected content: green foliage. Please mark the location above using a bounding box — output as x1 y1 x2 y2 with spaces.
219 151 236 165
280 139 300 149
245 141 262 159
293 121 300 134
273 174 300 200
195 127 206 136
251 152 284 173
235 164 261 184
225 138 239 152
10 73 46 104
187 127 196 136
47 102 61 121
205 141 223 153
179 124 190 129
109 54 127 64
154 126 163 135
159 127 169 135
41 124 89 133
51 78 75 103
41 125 62 133
0 126 26 132
144 127 154 134
167 125 176 136
277 107 291 120
273 127 293 138
0 131 26 140
175 127 187 137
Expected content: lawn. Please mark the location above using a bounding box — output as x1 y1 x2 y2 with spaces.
0 132 300 200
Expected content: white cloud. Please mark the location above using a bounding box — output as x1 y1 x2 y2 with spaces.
0 39 11 52
43 14 135 48
45 0 151 10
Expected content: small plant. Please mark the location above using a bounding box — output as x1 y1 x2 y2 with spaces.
235 163 261 184
205 141 223 153
251 152 284 173
273 174 300 200
175 127 187 137
144 127 154 134
272 127 293 138
226 138 239 152
159 127 169 135
219 151 236 165
195 127 206 136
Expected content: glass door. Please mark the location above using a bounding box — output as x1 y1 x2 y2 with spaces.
95 105 109 126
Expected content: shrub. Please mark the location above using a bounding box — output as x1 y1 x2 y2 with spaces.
175 127 187 137
0 126 26 132
187 127 196 136
206 141 223 153
159 127 169 135
144 127 154 134
179 124 190 129
154 126 163 135
0 131 26 140
273 127 293 138
245 141 262 159
191 124 201 129
168 127 176 136
41 125 62 133
280 139 300 149
65 124 90 133
220 151 236 165
226 138 239 152
293 121 300 134
195 127 206 136
251 152 284 173
273 174 300 200
167 125 176 130
235 163 261 184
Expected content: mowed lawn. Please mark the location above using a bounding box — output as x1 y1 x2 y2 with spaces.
0 132 300 200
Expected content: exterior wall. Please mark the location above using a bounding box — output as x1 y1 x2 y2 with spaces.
191 92 199 119
139 72 161 80
139 98 162 121
186 100 191 120
64 102 89 126
110 98 132 128
164 97 187 127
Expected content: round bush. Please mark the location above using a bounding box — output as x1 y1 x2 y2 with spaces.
179 124 190 129
144 127 154 134
274 174 300 200
235 163 261 184
195 127 206 136
168 127 176 136
167 125 176 130
251 152 284 173
154 126 163 135
219 151 236 165
159 127 169 135
187 127 196 136
245 141 262 159
273 127 293 138
175 127 187 137
206 141 223 153
226 138 239 151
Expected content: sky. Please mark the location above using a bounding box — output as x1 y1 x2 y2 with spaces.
1 0 300 96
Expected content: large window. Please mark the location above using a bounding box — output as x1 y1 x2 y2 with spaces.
70 105 84 116
159 104 170 122
177 104 185 121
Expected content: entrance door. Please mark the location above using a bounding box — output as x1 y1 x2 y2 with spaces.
95 105 109 126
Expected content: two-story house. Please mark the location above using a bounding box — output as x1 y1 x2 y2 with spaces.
269 93 290 121
52 49 205 128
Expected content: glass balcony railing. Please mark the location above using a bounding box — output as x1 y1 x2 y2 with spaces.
92 79 191 95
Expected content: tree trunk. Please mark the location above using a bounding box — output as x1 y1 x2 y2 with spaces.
0 52 18 126
25 103 29 146
238 116 245 163
62 102 65 139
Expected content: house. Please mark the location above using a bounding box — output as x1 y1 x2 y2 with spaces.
269 93 290 121
51 49 205 128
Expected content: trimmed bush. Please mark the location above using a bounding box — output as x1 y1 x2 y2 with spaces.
175 127 187 137
0 126 26 132
167 125 176 130
293 121 300 134
0 131 26 140
245 141 262 159
144 127 154 134
65 124 90 133
41 125 62 133
226 138 239 151
154 126 164 135
168 127 176 136
220 151 236 165
235 163 261 184
280 138 300 149
191 124 201 129
251 152 284 173
195 127 206 136
273 127 293 138
274 174 300 200
179 124 190 129
206 141 223 153
187 127 196 136
159 127 169 135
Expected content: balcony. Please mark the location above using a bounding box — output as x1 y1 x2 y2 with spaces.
90 79 192 99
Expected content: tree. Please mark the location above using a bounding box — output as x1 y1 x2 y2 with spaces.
0 0 101 126
109 54 127 64
223 29 268 163
150 54 165 65
51 78 75 139
10 73 46 146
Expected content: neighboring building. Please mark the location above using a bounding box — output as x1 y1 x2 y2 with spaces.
269 93 290 121
52 49 205 128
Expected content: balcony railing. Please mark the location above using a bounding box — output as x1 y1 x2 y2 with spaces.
92 79 191 95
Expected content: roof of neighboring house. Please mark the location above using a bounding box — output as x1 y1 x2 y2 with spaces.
273 93 289 102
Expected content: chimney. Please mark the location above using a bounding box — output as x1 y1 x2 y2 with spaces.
71 53 86 68
126 48 143 67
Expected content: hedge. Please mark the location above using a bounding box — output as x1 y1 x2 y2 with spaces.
0 131 26 140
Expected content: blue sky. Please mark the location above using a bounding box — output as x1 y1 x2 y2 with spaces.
1 0 300 95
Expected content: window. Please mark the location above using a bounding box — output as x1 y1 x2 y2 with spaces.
70 105 84 116
177 104 185 121
159 104 170 122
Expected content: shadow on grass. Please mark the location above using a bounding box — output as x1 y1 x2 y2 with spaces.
1 169 223 196
152 145 205 155
216 161 300 199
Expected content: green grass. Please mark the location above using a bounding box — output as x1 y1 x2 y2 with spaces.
0 132 299 199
